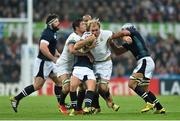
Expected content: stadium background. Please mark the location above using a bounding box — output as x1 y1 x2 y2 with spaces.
0 0 180 97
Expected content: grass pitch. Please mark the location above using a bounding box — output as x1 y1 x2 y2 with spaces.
0 95 179 120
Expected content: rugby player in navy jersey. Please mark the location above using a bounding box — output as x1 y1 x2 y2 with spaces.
68 23 97 116
109 23 165 114
10 14 62 113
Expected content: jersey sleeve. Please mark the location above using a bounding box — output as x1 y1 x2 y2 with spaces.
68 39 76 45
40 30 52 43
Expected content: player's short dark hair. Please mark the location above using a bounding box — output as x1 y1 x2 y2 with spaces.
72 18 83 31
46 13 59 25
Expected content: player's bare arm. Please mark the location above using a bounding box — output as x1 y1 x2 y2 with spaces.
68 43 87 56
108 39 128 55
74 34 96 50
109 30 131 40
40 40 57 63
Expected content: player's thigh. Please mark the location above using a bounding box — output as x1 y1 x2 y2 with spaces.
86 79 96 91
130 57 154 88
132 57 154 78
55 61 72 78
94 60 112 81
33 58 52 89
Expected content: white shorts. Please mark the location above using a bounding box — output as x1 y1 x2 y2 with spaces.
132 56 155 79
93 60 112 81
33 58 57 80
72 66 96 81
55 58 73 77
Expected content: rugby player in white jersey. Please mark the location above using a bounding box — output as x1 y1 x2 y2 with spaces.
75 14 97 113
76 18 122 112
56 18 95 114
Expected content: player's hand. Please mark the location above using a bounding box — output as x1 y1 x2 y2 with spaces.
86 34 96 43
87 39 97 49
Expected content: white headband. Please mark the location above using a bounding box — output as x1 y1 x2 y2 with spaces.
48 18 58 25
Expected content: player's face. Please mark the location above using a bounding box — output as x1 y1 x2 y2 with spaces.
52 19 60 30
79 21 86 33
89 23 100 37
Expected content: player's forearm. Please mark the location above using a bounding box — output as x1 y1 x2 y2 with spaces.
74 37 95 50
111 30 131 40
109 40 127 55
40 46 56 62
68 45 86 56
74 40 87 50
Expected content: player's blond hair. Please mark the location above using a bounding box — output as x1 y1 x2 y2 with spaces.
86 18 100 31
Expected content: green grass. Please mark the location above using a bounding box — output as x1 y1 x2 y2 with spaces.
0 95 179 120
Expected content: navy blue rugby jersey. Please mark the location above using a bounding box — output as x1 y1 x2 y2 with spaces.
122 28 150 60
38 27 57 61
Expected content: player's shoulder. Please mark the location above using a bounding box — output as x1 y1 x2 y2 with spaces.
68 32 81 39
41 28 54 39
43 27 53 33
66 32 81 44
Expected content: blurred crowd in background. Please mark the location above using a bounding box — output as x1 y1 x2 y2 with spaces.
0 32 180 83
0 0 180 83
0 0 180 22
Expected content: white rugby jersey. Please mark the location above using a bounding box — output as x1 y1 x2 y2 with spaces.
91 29 113 62
57 32 81 64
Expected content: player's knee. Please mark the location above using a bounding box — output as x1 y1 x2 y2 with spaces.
55 77 62 87
129 73 144 89
128 80 136 89
33 83 43 90
70 84 77 92
33 77 45 90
